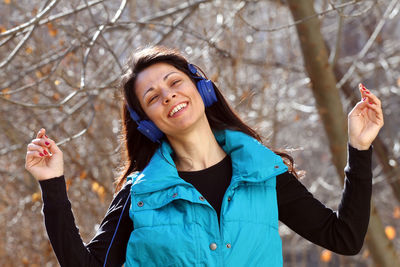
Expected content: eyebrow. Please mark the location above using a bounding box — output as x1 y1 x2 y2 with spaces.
142 71 179 100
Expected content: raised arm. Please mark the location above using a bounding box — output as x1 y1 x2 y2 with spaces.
26 129 132 266
278 84 383 254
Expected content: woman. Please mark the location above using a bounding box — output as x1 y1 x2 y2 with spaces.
25 46 384 266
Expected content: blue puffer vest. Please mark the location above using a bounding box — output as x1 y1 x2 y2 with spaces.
125 129 288 266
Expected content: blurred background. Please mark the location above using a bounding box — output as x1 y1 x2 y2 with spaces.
1 0 399 266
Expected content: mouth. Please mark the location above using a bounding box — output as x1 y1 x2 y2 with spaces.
168 101 189 118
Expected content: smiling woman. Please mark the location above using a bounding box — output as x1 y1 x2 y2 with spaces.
26 45 384 267
118 46 289 175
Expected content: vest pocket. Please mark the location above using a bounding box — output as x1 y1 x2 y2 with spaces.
130 185 205 228
224 178 278 228
127 185 205 266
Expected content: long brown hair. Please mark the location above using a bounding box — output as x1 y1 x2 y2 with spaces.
115 45 299 192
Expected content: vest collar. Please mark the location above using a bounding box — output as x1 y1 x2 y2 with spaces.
128 129 288 194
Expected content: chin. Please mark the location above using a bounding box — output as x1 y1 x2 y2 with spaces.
162 110 208 136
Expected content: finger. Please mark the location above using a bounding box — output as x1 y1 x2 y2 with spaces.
27 143 50 157
359 84 381 107
33 132 60 155
32 138 52 148
26 147 46 158
36 128 50 140
43 137 61 155
362 92 381 107
36 128 46 139
366 102 384 122
366 94 381 107
27 143 43 151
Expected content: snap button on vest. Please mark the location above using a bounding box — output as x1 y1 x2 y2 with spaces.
227 197 232 201
199 196 205 201
137 201 144 207
209 243 217 250
274 165 279 168
226 243 231 248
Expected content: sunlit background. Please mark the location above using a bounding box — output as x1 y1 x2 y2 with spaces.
1 0 399 266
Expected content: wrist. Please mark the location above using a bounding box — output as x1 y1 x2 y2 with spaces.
349 141 370 151
35 170 64 181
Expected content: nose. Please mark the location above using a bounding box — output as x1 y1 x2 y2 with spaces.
162 90 177 104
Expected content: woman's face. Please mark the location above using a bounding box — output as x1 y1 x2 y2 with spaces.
134 62 207 137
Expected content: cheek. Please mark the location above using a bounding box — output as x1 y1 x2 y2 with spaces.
193 90 205 110
187 84 201 102
144 105 162 121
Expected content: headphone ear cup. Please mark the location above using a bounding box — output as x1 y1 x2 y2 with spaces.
197 79 217 107
137 120 164 143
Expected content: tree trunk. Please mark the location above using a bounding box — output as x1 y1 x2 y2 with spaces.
287 1 348 178
286 1 400 266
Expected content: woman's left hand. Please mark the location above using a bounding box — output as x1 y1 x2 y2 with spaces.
348 83 384 150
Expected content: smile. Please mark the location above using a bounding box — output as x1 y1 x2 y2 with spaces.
168 102 188 117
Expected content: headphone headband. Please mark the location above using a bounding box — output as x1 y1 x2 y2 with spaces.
188 63 198 75
127 106 140 122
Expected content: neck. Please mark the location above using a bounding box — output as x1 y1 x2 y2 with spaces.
166 121 226 172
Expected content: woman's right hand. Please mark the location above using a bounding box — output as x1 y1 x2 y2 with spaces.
25 128 64 181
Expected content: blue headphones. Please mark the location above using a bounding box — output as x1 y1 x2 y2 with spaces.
127 64 217 143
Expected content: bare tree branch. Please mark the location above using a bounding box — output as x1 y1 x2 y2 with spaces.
337 0 399 88
237 0 359 33
0 0 104 39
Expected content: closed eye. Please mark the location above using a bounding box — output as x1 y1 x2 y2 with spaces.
148 95 158 103
171 80 181 86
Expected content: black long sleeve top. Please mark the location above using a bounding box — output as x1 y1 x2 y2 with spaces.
39 144 372 266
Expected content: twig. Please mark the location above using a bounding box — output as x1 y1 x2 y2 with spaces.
55 99 97 147
0 45 67 96
1 45 76 90
237 0 359 33
0 94 94 155
155 8 195 44
138 0 211 23
0 25 36 69
0 0 104 39
0 0 60 68
80 0 127 91
337 0 399 88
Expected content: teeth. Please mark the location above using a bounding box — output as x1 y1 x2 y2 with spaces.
169 102 187 117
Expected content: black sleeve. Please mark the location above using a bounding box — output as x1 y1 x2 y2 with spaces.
39 176 133 267
277 143 373 255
